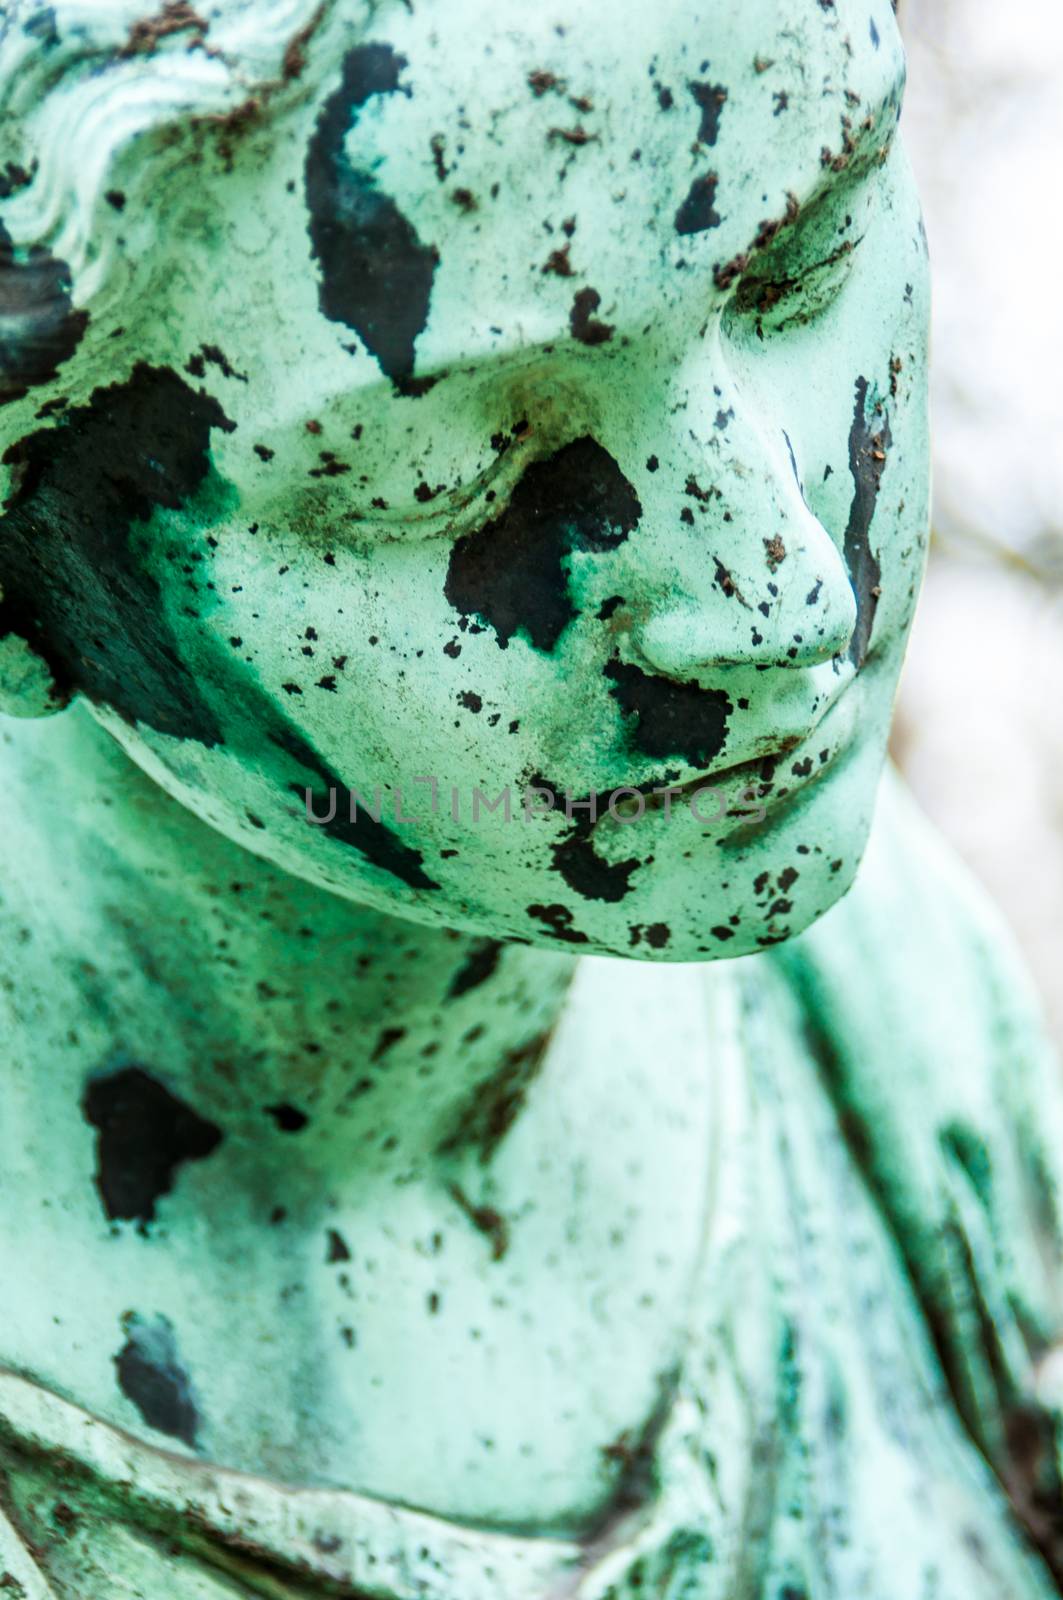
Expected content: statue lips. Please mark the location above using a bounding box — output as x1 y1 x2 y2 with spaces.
705 670 863 805
594 681 860 838
646 747 809 823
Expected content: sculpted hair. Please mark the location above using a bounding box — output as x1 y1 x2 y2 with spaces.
0 0 374 409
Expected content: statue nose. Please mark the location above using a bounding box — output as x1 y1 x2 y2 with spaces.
625 407 857 676
631 510 857 676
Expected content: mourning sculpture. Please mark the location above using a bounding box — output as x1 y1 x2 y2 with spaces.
3 1 1063 1595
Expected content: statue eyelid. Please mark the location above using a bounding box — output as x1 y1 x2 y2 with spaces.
722 176 875 337
347 442 531 543
733 234 864 329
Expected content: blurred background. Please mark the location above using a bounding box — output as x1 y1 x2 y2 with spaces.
894 0 1063 1042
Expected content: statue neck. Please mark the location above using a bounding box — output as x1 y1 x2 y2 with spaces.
0 704 719 1523
2 704 575 1189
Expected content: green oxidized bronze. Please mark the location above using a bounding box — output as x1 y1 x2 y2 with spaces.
2 0 1063 1595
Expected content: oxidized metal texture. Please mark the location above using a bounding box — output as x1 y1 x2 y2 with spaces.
1 1 1062 1597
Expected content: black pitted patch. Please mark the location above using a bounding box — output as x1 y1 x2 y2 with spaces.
83 1066 223 1228
552 827 640 902
529 773 642 902
264 1101 309 1132
0 363 233 742
326 1227 351 1263
114 1313 199 1447
445 437 642 652
689 81 728 145
526 903 590 944
675 174 721 235
0 219 88 404
569 287 614 345
371 1025 406 1062
273 726 440 891
0 163 35 199
604 657 732 766
843 376 890 668
447 939 503 999
305 44 438 390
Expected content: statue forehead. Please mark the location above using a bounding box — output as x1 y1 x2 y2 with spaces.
343 0 906 169
363 0 899 91
291 0 905 367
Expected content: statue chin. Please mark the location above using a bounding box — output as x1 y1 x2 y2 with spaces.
7 1 1063 1598
91 675 886 961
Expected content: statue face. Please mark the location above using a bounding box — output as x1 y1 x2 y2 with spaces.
1 0 928 959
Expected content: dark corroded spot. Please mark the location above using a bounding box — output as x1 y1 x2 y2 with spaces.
327 1228 351 1263
272 726 440 891
265 1102 309 1132
114 1313 199 1446
447 939 503 999
119 3 208 58
689 81 728 145
570 287 614 345
530 775 642 902
82 1066 223 1227
448 1183 509 1260
843 376 890 667
526 903 590 944
185 343 246 383
604 658 732 766
371 1025 406 1061
305 44 438 389
0 219 87 403
552 828 640 902
600 1366 684 1517
764 534 786 572
0 162 36 199
543 244 573 276
675 173 721 235
445 437 642 652
0 364 232 743
440 1032 552 1164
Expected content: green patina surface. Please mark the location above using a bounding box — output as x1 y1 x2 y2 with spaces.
1 0 1062 1595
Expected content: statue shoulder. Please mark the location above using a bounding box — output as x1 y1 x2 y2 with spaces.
771 764 1060 1099
794 764 1053 1024
769 768 1063 1537
776 766 1063 1159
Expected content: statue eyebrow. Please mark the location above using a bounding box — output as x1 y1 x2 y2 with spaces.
820 73 904 177
712 94 900 294
713 193 803 293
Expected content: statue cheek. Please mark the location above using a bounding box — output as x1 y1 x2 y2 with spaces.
444 437 641 653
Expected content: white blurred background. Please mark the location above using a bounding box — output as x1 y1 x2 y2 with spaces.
894 0 1063 1042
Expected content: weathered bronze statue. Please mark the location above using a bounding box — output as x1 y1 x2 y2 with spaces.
3 0 1063 1594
